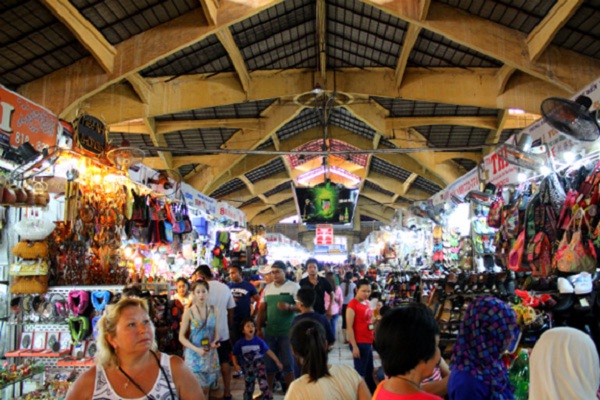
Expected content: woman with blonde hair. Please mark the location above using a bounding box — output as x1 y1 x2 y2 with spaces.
66 296 203 399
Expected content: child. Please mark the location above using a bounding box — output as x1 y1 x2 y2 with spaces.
292 287 335 349
233 317 283 400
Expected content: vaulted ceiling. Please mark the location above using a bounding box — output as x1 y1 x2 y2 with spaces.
2 0 598 225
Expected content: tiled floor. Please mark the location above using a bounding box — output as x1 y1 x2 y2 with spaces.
209 325 379 399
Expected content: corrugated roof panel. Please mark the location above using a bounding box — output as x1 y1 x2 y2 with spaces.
140 34 233 77
369 157 412 182
413 176 443 194
0 1 89 87
71 0 199 45
108 132 157 156
414 125 490 148
162 128 238 153
156 99 276 121
364 180 395 197
552 2 600 60
245 158 286 183
437 0 557 34
265 181 293 197
211 178 246 198
371 97 499 117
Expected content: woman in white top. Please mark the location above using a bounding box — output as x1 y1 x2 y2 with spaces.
340 272 357 343
285 319 370 400
171 277 192 307
66 297 203 400
529 327 600 400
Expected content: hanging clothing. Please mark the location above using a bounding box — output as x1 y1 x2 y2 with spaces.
529 327 600 400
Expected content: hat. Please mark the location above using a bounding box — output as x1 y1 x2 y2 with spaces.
258 265 272 275
271 260 286 270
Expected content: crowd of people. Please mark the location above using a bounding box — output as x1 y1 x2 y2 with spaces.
66 259 600 400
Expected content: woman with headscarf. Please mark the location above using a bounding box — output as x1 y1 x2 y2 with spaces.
448 296 520 400
529 327 600 400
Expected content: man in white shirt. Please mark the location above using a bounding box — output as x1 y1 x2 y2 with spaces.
195 264 236 400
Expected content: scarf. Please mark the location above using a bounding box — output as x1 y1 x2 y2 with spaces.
450 295 519 400
529 327 600 400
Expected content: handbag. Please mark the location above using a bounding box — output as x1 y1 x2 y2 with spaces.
555 211 597 274
508 230 529 272
10 258 49 276
10 275 49 294
14 217 56 241
12 241 49 259
487 187 504 228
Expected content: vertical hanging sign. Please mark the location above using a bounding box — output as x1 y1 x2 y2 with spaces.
315 224 334 245
0 85 58 150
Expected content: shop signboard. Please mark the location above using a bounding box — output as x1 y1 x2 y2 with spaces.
315 224 333 245
182 183 217 215
0 85 58 150
217 201 246 226
266 233 282 244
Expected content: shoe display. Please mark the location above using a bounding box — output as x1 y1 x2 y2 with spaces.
568 272 593 295
557 277 574 294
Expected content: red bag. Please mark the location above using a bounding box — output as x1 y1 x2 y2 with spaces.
526 232 552 277
508 230 529 272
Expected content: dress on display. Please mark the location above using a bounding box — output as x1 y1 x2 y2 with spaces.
183 305 220 387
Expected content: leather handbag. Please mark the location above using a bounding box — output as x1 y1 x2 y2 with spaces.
10 275 49 294
12 241 49 259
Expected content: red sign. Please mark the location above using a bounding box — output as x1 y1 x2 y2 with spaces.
315 224 333 245
0 85 58 151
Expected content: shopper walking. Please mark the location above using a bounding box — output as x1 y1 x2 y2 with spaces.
346 278 376 393
194 264 236 400
299 258 333 316
257 260 299 393
179 280 220 399
340 271 356 343
324 271 343 342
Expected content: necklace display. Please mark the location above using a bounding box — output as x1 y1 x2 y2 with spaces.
393 375 422 391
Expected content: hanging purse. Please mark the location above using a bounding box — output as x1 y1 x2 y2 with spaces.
555 211 597 274
12 241 49 259
9 258 50 276
487 186 504 228
10 275 48 294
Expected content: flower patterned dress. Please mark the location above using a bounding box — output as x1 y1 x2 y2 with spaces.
183 305 220 387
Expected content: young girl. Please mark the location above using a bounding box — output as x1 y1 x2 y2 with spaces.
179 281 220 398
232 317 283 400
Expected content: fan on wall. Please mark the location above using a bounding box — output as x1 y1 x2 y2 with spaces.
497 133 549 172
541 95 600 142
146 169 182 196
106 146 145 172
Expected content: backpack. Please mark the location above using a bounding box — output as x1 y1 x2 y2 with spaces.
525 232 552 277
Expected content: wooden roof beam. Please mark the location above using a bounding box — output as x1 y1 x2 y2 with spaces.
186 105 303 193
143 118 173 170
41 0 116 73
110 118 262 135
527 0 582 62
360 0 598 93
395 24 421 88
199 0 219 25
63 68 569 124
387 115 499 130
484 109 509 156
317 0 327 83
216 28 250 93
19 1 285 117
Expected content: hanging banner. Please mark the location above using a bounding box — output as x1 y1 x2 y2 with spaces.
315 224 334 245
181 183 217 215
0 85 58 150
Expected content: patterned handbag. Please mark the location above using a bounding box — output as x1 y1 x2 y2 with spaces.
555 211 596 274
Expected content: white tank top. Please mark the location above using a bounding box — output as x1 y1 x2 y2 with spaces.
92 352 178 399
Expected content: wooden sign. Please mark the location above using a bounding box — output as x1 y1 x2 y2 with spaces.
74 114 107 156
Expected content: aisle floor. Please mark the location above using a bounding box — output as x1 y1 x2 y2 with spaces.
208 325 379 399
